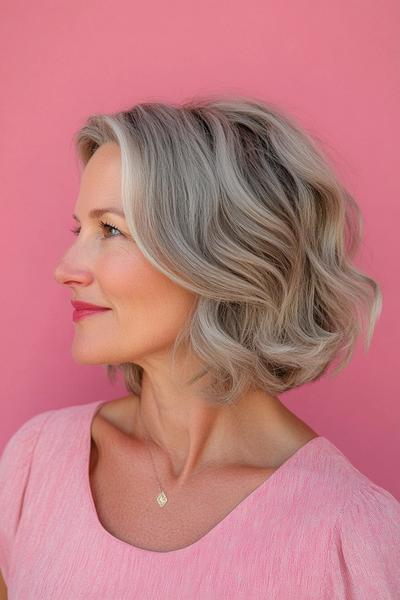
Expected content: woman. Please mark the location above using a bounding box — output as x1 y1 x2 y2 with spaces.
1 96 399 599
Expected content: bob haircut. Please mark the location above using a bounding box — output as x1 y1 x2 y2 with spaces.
74 95 382 406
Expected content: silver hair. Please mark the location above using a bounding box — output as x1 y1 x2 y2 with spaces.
74 94 382 406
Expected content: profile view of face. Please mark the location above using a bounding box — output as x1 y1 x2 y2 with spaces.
53 142 198 367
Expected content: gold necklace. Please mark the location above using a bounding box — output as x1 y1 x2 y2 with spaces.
140 413 168 508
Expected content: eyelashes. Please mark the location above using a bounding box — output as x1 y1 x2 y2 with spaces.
70 220 123 239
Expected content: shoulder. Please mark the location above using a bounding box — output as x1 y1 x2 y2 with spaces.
0 396 135 463
293 437 400 596
0 407 56 582
0 408 57 469
0 399 101 489
324 459 400 597
0 399 107 504
281 436 399 524
0 399 107 582
335 475 400 552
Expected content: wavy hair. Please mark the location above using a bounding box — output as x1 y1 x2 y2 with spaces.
73 94 382 406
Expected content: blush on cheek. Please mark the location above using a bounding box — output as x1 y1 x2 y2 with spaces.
100 251 176 301
99 249 198 333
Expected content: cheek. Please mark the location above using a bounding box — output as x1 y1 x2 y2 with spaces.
98 251 145 300
99 251 197 333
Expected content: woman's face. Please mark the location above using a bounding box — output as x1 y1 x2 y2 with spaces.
53 142 198 367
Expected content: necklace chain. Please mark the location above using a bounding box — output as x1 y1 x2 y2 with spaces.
140 413 169 508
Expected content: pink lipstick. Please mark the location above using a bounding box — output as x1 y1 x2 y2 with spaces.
71 300 111 322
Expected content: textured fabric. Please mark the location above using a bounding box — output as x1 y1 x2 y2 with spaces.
0 399 399 600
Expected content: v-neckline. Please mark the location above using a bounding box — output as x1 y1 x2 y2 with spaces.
83 399 326 556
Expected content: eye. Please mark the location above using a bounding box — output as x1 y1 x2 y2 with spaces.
99 220 122 238
70 220 123 239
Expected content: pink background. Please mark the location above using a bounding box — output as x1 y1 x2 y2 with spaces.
1 1 399 498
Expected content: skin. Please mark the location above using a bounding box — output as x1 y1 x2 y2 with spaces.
53 141 317 492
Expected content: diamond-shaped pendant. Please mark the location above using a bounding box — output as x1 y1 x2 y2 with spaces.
156 490 168 507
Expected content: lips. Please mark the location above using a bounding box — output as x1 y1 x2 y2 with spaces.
71 300 111 323
71 300 110 311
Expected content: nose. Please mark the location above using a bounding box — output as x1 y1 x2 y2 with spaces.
53 252 94 287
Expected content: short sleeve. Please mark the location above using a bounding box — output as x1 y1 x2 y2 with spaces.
0 409 55 583
326 478 400 599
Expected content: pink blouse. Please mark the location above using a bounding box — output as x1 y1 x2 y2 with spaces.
1 399 399 599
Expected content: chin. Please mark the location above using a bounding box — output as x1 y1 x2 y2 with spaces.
70 344 117 365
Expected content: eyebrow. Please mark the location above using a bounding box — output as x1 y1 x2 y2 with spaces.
72 208 125 222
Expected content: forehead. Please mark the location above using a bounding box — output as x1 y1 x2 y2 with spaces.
83 142 121 184
75 143 122 213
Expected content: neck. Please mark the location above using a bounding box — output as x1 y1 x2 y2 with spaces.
133 380 289 486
